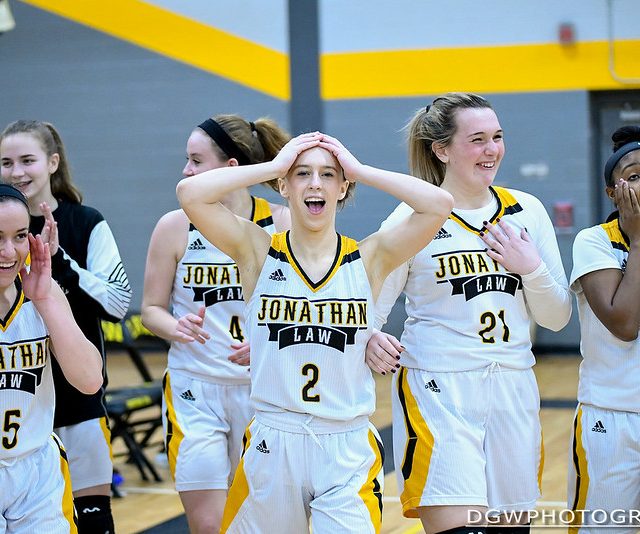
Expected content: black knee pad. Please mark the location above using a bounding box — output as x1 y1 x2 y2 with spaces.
486 524 531 534
75 495 115 534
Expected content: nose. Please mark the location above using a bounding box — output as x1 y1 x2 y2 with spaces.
10 162 24 178
484 140 499 156
182 162 194 178
0 239 15 258
309 171 322 188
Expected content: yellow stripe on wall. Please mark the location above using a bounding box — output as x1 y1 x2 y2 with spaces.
321 40 640 99
21 0 290 100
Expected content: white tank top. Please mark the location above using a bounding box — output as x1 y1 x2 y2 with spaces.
246 232 375 421
167 197 275 382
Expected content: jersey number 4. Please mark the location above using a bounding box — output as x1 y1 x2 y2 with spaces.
2 409 21 450
229 315 245 343
479 309 510 343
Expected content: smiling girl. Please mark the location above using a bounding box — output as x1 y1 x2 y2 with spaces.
366 93 571 534
177 132 453 533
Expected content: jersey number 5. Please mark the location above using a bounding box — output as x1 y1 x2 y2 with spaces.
479 310 510 344
301 363 320 402
2 409 21 450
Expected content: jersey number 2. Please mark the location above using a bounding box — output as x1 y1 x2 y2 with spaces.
301 363 320 402
479 310 510 343
2 409 21 450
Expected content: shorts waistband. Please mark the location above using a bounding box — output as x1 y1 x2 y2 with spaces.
255 411 369 435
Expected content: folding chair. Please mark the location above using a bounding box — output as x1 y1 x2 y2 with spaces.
103 313 168 485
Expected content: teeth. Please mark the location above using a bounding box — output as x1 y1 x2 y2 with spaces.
479 162 495 169
0 262 16 268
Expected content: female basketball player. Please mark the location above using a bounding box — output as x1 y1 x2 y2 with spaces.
177 131 453 533
365 93 572 534
0 120 131 534
141 114 291 533
0 184 102 533
567 126 640 532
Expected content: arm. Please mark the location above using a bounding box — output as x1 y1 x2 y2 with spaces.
579 181 640 341
480 198 571 331
22 234 102 394
40 202 131 321
177 133 323 297
318 135 453 298
141 210 210 344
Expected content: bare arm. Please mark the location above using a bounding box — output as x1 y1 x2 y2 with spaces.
580 181 640 341
318 135 453 298
141 210 210 344
23 234 102 394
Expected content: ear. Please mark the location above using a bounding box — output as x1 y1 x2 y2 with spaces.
338 179 350 201
432 143 449 164
606 185 615 201
278 177 288 199
227 158 239 167
48 153 60 174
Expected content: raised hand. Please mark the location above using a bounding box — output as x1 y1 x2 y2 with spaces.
318 133 363 182
365 330 403 375
615 179 640 244
20 234 52 302
174 305 210 344
270 132 322 177
38 201 59 256
228 341 250 367
479 219 541 275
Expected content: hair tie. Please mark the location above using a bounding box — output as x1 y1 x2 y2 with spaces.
249 121 258 137
197 118 250 165
425 105 431 113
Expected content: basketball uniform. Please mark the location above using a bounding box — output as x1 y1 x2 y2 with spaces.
568 214 640 533
163 197 274 491
376 186 569 517
221 232 383 534
0 279 77 533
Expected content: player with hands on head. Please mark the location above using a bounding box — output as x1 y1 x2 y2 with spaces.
367 93 571 534
177 131 453 534
141 114 291 533
0 120 131 534
0 184 102 534
567 126 640 531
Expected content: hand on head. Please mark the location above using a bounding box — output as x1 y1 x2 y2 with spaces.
317 133 362 182
271 132 322 177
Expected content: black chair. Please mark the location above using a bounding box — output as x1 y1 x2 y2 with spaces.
103 313 168 486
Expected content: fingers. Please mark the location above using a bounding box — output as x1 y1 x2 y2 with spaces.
228 342 251 366
365 332 403 375
176 313 210 344
40 202 54 222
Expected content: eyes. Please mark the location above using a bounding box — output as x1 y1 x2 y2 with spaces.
295 170 336 178
471 134 503 143
1 157 37 168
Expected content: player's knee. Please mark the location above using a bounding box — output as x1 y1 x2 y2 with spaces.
75 495 115 534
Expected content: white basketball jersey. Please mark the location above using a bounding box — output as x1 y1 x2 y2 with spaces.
246 232 375 420
168 197 275 382
571 216 640 412
381 186 563 372
0 280 55 462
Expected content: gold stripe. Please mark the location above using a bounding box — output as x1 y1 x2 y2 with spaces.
53 435 78 533
162 371 185 480
99 416 114 462
252 197 272 224
538 428 545 493
398 369 434 519
358 429 383 533
220 425 253 532
321 40 640 99
21 0 289 100
601 218 629 251
569 406 590 534
0 283 24 332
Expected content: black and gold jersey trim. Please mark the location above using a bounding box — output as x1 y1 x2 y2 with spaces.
251 197 274 228
0 278 24 332
268 231 360 292
449 186 523 234
601 216 630 252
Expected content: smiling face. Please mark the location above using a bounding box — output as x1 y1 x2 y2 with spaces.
0 133 59 206
182 129 230 177
435 107 504 191
278 147 349 230
0 199 30 291
608 150 640 203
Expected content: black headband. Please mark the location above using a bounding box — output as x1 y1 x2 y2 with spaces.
604 141 640 185
0 184 29 209
197 118 250 166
